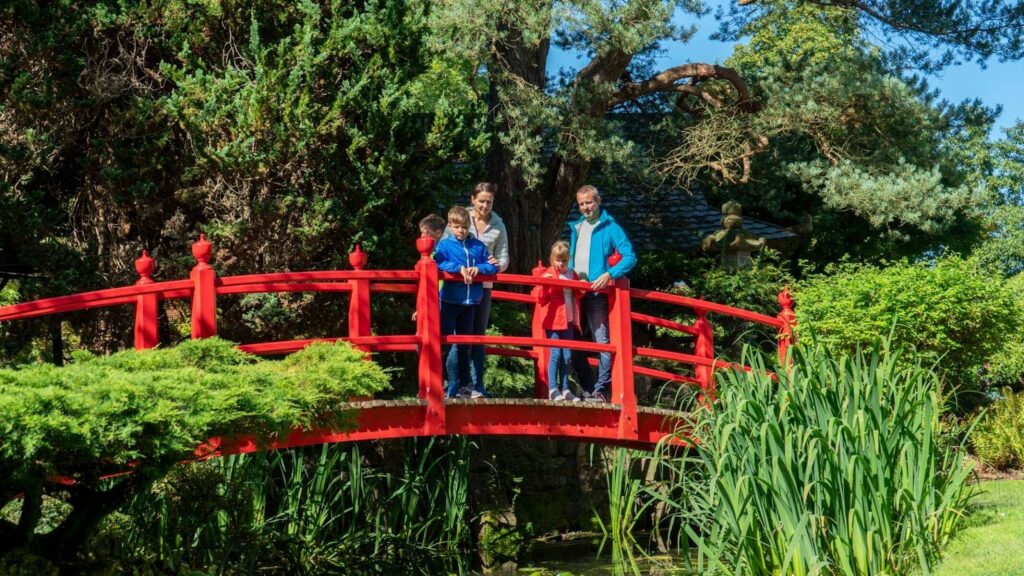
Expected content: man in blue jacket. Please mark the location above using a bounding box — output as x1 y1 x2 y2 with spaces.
569 185 637 403
435 206 499 398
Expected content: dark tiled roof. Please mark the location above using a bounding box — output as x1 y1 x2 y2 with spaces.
564 188 796 252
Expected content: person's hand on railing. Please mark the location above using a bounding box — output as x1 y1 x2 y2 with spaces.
590 272 613 291
531 273 555 304
461 266 479 284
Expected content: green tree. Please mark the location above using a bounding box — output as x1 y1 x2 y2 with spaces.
670 2 998 266
0 0 484 355
428 0 1024 271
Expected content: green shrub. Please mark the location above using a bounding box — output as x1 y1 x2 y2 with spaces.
982 273 1024 392
650 341 974 576
0 337 388 562
972 388 1024 470
796 257 1019 410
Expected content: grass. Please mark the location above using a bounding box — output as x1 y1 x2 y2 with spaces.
934 479 1024 576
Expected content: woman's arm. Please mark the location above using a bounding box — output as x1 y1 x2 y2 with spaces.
493 221 510 273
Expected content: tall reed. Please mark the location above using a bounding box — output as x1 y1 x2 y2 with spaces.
113 437 473 574
592 446 651 573
647 341 974 576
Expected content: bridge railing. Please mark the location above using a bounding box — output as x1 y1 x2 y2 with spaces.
0 234 796 441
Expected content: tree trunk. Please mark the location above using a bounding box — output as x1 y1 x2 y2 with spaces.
485 25 547 274
486 32 631 273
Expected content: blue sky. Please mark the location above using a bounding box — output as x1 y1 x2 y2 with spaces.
548 6 1023 135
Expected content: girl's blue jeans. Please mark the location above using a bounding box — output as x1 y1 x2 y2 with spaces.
546 328 574 392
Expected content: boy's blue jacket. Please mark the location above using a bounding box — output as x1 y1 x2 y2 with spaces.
434 235 499 304
569 210 637 281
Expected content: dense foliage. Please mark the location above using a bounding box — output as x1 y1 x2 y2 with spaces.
972 388 1024 471
650 342 974 575
690 1 993 265
632 250 793 365
980 273 1024 392
795 257 1019 409
421 0 1024 270
0 0 484 356
0 338 389 561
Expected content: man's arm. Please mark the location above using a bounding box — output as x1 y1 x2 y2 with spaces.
607 225 637 279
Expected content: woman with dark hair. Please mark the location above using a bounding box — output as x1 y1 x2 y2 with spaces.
449 182 509 398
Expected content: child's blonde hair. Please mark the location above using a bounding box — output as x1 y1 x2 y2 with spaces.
550 240 570 263
448 206 470 227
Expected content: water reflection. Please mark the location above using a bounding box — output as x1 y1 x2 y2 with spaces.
428 537 689 575
470 538 689 576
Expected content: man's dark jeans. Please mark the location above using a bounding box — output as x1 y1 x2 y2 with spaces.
571 292 610 396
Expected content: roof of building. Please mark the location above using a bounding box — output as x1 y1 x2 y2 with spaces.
564 187 796 252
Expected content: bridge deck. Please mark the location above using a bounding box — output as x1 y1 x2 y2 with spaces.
199 399 693 456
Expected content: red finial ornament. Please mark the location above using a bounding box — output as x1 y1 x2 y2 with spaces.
777 286 794 310
349 244 368 270
135 250 155 284
532 259 546 276
416 233 435 258
192 234 213 270
607 249 622 267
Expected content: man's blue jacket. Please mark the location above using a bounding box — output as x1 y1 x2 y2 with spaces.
434 235 499 305
569 210 637 281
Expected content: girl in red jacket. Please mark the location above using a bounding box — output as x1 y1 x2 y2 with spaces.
532 241 585 401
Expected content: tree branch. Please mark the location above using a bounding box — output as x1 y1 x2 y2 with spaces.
608 63 754 111
573 47 633 88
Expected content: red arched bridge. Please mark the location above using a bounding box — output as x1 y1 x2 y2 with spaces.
0 235 796 453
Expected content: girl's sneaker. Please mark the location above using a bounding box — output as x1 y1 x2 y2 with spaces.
562 390 580 402
548 389 563 401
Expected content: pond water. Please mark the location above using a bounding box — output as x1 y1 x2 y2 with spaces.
469 538 690 576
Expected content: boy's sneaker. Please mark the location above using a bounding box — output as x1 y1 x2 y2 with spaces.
585 391 608 403
548 389 563 401
562 390 580 402
460 386 473 397
470 389 486 399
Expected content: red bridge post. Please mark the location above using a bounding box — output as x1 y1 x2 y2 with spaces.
190 234 217 339
777 287 796 365
348 245 371 346
609 277 638 440
531 260 550 399
415 235 445 434
694 310 715 405
134 250 159 349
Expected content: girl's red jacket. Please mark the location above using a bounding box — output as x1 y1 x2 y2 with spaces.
531 266 585 331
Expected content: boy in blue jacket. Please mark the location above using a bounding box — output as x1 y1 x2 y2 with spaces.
435 206 499 398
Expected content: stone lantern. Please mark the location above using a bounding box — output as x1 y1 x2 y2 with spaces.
702 200 766 269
